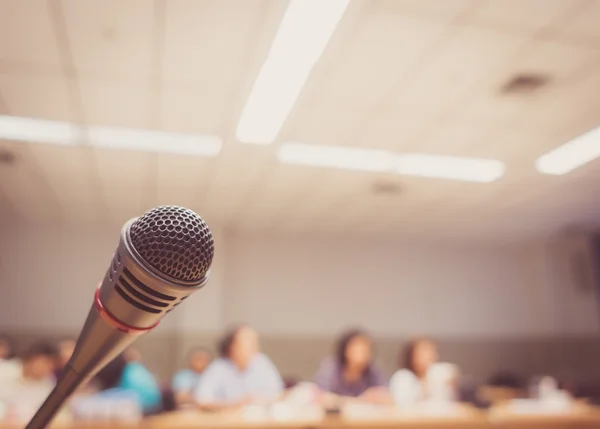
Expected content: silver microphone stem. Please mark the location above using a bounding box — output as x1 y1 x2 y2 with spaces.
24 301 141 429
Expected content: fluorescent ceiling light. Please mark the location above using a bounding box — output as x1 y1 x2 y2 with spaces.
536 126 600 175
278 141 396 172
88 126 222 157
396 154 505 182
236 0 350 144
0 115 77 145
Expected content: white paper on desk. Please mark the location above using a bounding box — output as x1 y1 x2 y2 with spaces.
507 399 573 415
399 401 465 418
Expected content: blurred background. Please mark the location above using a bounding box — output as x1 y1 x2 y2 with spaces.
0 0 600 396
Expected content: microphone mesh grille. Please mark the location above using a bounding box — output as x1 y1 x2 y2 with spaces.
129 206 214 283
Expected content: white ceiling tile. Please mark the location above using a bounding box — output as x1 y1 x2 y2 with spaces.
0 141 63 223
512 41 600 81
420 121 495 155
375 0 475 21
93 148 155 225
155 153 215 210
0 72 74 121
301 10 448 111
26 144 103 224
0 0 62 69
61 0 155 79
160 86 228 135
79 79 151 128
399 26 527 113
468 0 579 34
163 0 272 86
557 0 600 45
234 165 327 229
281 107 369 147
358 115 430 152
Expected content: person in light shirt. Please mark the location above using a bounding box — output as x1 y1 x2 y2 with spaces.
193 325 284 410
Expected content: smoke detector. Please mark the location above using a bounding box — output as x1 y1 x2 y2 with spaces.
0 149 15 166
370 180 402 196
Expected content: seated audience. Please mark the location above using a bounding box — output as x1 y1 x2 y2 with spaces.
94 353 162 414
390 337 456 406
194 324 284 409
3 342 59 421
172 347 212 405
314 329 387 403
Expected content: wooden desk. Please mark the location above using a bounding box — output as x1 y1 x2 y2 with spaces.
145 405 489 429
489 403 600 429
3 404 600 429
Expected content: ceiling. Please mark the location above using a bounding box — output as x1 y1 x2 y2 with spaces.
1 0 600 242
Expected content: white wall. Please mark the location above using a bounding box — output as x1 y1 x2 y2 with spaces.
224 233 598 337
0 225 598 338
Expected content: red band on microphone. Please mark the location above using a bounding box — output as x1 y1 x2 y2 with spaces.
94 288 159 334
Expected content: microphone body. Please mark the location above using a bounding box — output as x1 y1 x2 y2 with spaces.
26 207 213 429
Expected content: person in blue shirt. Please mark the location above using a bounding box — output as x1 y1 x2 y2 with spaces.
94 353 162 414
171 347 212 405
194 324 284 410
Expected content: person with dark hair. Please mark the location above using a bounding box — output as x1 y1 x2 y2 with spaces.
93 353 162 414
193 325 283 409
390 337 452 406
172 347 212 405
314 329 387 402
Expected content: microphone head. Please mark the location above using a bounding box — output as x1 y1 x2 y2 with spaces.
96 205 215 331
129 206 214 284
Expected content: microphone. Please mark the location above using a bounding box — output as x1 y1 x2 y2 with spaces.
26 205 214 429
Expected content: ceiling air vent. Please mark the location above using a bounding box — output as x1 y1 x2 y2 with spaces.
0 149 15 166
500 73 550 95
370 180 402 196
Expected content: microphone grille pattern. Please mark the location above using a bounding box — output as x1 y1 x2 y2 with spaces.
129 206 214 283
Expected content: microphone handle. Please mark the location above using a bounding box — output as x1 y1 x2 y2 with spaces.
24 302 143 429
25 366 88 429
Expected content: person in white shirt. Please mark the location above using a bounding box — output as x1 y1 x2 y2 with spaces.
390 337 440 406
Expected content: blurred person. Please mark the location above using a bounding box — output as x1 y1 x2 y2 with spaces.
0 335 17 361
0 335 21 383
0 335 22 402
390 337 456 406
54 338 76 378
3 342 60 422
94 353 162 414
193 324 284 410
172 347 212 405
314 329 388 403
